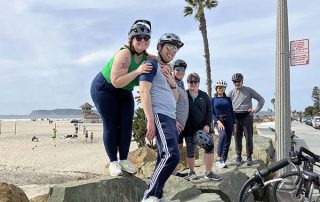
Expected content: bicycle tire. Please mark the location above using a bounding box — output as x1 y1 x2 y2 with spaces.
272 171 303 202
238 177 256 202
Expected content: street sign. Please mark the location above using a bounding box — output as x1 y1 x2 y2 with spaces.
290 39 309 66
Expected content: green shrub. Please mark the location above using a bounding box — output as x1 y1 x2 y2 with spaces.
132 96 156 149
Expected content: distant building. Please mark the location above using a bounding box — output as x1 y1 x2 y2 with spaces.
80 102 101 123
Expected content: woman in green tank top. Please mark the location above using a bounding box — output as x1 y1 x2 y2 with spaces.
90 19 155 177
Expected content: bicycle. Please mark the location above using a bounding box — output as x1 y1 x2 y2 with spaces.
238 158 289 202
272 146 320 202
238 146 320 202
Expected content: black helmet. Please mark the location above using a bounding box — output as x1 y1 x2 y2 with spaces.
193 130 214 152
128 19 151 39
173 59 187 69
158 33 184 48
232 73 243 81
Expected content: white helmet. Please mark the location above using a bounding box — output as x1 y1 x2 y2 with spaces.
215 80 227 88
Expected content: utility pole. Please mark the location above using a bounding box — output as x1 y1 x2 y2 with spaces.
275 0 291 174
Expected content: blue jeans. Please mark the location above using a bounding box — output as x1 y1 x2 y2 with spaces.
216 117 234 162
90 72 134 162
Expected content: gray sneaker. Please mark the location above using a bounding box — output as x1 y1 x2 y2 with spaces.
247 157 253 166
236 157 243 166
185 171 198 180
204 171 222 181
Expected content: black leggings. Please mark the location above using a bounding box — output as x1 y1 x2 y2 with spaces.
90 73 134 162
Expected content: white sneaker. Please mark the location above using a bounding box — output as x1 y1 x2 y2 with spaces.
119 160 137 174
216 160 226 169
141 196 161 202
109 161 122 176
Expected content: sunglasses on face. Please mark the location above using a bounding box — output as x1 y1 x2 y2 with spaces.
165 44 179 53
188 80 199 84
174 67 185 72
233 80 241 84
135 35 150 42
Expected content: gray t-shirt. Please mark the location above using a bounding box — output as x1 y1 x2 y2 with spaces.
139 59 176 119
228 86 265 113
175 79 189 128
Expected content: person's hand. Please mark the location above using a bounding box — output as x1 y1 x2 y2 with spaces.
137 62 153 75
217 121 225 131
176 121 183 133
203 125 210 134
248 108 256 114
146 119 156 141
161 65 176 88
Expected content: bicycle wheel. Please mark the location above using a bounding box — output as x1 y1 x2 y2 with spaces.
272 171 303 202
238 177 256 202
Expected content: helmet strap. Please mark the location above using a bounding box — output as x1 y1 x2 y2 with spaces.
157 46 170 64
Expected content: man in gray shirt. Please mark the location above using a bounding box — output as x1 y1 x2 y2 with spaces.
171 59 189 177
228 73 265 166
139 33 183 202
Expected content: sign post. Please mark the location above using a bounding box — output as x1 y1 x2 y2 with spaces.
290 39 310 66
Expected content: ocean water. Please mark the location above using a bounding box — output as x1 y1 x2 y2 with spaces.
0 115 82 121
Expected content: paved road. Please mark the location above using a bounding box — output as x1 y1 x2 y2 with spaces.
291 121 320 155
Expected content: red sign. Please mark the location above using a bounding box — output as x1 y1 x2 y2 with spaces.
290 39 309 66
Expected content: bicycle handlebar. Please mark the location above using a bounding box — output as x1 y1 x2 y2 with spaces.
299 147 320 162
258 158 289 177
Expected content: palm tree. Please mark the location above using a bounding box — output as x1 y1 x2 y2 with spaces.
184 0 218 98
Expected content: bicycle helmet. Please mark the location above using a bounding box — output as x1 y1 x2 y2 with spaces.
173 59 187 69
128 20 151 39
215 80 227 88
157 33 184 48
194 130 214 152
232 73 243 81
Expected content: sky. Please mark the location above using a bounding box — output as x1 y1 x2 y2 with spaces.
0 0 319 115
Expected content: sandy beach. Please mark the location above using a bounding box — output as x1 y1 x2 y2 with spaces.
0 119 138 199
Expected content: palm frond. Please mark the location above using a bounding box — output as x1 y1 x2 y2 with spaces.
184 6 193 17
185 0 197 7
205 0 218 9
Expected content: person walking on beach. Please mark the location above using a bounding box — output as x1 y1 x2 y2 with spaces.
90 19 155 176
211 80 235 168
181 73 222 181
139 33 183 202
90 132 94 143
171 59 189 177
228 73 265 166
85 130 89 143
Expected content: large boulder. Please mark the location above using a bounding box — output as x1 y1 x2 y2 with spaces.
163 176 201 201
251 135 275 167
30 194 48 202
194 170 252 202
48 174 147 202
0 182 30 202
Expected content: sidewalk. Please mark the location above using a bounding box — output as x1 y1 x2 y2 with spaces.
291 121 320 155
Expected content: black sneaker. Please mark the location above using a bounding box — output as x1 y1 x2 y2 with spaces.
236 157 243 166
204 171 222 181
185 171 198 180
247 157 253 166
175 172 188 177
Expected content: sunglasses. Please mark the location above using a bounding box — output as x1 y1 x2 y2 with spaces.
174 67 185 72
188 80 199 84
135 35 150 42
165 44 179 53
233 80 241 84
